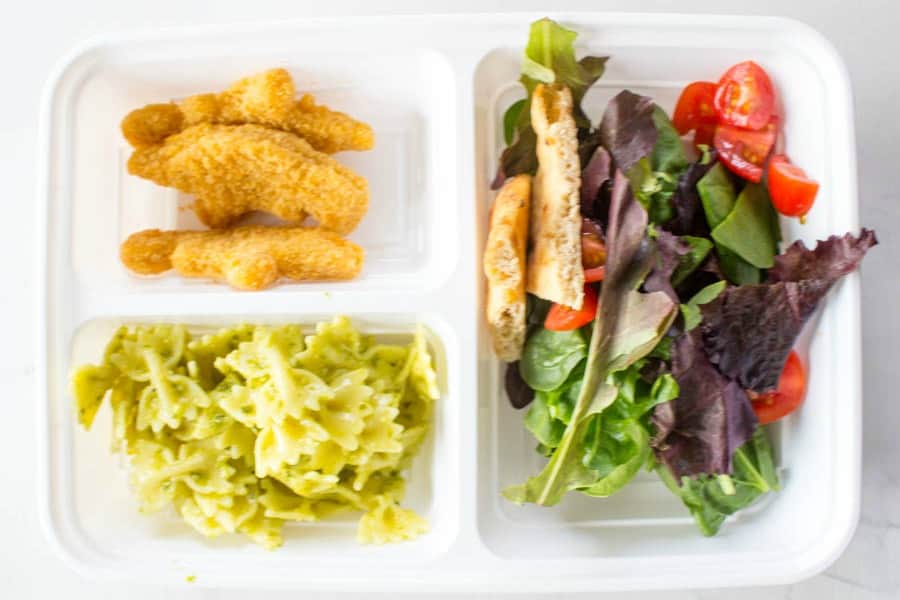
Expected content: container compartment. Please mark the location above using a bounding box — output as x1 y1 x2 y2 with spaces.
58 45 457 294
473 16 860 576
45 313 461 577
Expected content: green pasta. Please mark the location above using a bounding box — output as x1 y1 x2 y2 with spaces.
70 317 438 549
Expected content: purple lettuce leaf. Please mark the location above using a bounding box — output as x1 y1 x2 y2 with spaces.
644 230 691 302
700 230 877 392
769 229 877 283
598 90 657 173
505 361 535 409
581 145 612 220
666 150 718 237
651 330 757 478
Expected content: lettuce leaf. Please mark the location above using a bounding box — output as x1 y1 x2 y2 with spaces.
504 172 677 506
658 428 778 536
651 329 758 478
504 362 534 409
700 229 877 392
493 18 608 188
598 92 690 224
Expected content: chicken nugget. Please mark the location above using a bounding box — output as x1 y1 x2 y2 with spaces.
120 226 364 290
121 103 184 148
121 68 374 153
127 123 368 234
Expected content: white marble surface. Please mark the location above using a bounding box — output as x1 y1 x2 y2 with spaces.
3 0 898 597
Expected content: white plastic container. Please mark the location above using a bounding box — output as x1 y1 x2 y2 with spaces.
37 12 862 592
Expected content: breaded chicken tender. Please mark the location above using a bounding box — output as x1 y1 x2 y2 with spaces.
120 68 374 153
127 123 369 234
120 226 364 290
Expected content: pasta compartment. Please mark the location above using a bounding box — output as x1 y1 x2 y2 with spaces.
57 314 457 563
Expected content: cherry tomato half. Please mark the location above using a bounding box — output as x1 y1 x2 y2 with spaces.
751 350 806 424
584 265 606 283
767 155 819 219
714 61 776 130
714 120 777 182
545 286 599 332
581 219 606 269
673 81 718 142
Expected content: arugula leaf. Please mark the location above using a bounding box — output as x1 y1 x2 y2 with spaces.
493 18 608 188
504 173 678 506
519 328 587 391
658 428 778 536
711 183 781 269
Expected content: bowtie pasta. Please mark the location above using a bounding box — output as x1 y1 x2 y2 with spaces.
70 317 438 549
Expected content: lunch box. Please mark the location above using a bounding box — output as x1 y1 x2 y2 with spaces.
36 12 861 592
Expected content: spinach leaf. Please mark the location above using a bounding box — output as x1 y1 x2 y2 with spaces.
697 163 736 228
658 428 778 536
711 183 781 269
696 163 761 284
650 106 689 174
680 280 727 332
519 328 587 391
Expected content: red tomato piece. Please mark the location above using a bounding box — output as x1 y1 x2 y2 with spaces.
751 350 806 424
673 81 718 139
581 219 606 269
545 286 599 332
713 61 776 130
584 265 606 283
767 155 819 219
714 120 777 182
694 122 717 147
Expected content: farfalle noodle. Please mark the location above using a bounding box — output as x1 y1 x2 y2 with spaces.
69 317 438 549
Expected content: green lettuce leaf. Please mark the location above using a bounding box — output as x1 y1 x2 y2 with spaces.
658 428 779 536
680 280 727 332
626 107 690 224
504 173 677 506
494 18 608 187
579 368 679 497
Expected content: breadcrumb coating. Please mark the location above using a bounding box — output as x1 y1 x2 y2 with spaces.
120 226 364 290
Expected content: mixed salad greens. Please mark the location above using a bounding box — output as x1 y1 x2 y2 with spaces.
497 19 876 535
